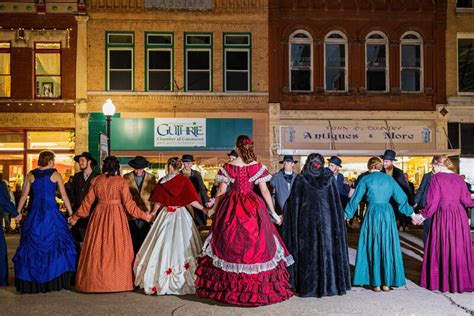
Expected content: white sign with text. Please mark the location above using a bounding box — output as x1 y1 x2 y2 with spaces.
154 118 206 147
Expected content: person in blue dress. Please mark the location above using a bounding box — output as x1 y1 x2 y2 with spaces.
0 180 19 286
345 156 418 292
13 150 77 293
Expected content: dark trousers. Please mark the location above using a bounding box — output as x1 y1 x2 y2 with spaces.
129 219 151 254
193 207 207 227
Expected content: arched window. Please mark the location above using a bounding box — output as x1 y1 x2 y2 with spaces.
366 31 389 92
325 31 348 92
289 31 313 92
400 32 423 92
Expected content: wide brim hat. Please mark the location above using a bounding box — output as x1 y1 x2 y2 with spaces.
227 150 239 158
181 154 195 162
381 150 398 162
73 152 98 166
128 156 150 169
327 156 342 168
279 155 298 164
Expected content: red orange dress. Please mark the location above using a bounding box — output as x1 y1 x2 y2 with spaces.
72 175 152 292
195 162 294 306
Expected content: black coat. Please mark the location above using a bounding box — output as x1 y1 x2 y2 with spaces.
382 166 415 206
414 172 432 209
282 168 351 297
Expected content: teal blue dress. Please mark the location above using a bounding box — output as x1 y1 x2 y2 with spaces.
345 171 413 287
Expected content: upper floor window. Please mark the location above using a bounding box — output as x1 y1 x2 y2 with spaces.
325 31 348 92
0 42 11 98
366 32 389 92
106 32 134 91
185 33 212 91
224 33 251 92
458 37 474 93
400 32 423 92
289 31 313 92
146 33 173 91
457 0 473 8
35 42 61 98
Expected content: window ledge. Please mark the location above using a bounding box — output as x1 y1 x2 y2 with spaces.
87 91 269 97
456 8 474 13
447 96 474 105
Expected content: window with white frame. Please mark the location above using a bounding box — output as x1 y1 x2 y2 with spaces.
146 33 173 91
458 37 474 93
325 32 348 92
224 33 250 92
400 32 423 92
366 32 388 92
106 32 134 91
185 33 212 91
0 42 11 97
289 31 312 92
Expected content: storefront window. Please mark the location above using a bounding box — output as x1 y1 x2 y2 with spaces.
0 154 23 186
0 42 11 97
27 131 74 150
27 153 74 180
0 132 24 150
35 43 61 98
289 31 313 92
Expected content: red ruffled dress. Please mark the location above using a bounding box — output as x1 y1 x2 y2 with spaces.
195 162 294 306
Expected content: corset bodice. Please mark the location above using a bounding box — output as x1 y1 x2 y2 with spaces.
217 162 271 194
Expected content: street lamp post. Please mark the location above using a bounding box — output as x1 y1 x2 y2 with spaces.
102 99 116 156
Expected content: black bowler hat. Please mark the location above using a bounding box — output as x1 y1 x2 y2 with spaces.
381 150 398 162
279 155 298 164
327 156 342 168
73 152 98 166
182 154 195 162
227 150 239 158
128 156 150 169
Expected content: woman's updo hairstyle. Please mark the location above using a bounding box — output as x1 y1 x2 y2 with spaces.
102 156 121 177
367 156 383 171
236 135 257 164
432 155 456 172
167 157 183 171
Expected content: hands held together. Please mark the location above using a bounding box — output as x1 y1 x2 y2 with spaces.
411 213 425 226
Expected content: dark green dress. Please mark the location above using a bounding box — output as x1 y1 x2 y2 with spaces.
345 171 413 287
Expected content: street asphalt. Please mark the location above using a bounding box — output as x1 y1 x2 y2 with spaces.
1 226 473 316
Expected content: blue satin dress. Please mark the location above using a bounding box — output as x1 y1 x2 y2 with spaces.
13 168 77 293
0 182 18 286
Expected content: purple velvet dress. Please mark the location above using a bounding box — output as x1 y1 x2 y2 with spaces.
421 172 474 293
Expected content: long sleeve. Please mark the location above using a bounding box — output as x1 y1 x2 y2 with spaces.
414 173 429 207
72 178 97 221
345 177 367 219
0 183 18 217
421 175 441 219
460 179 474 208
395 169 415 206
194 171 210 204
121 181 152 221
391 177 414 216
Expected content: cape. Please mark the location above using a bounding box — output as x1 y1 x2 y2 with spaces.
150 174 200 207
282 167 351 297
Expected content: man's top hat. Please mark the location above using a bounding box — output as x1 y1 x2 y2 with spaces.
73 152 98 166
279 155 298 164
227 150 239 158
327 156 342 168
181 154 195 162
128 156 150 169
381 150 398 161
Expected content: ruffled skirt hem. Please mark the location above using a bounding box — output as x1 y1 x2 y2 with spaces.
15 272 73 293
195 256 293 307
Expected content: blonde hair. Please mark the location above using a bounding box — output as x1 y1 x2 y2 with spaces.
367 156 383 171
432 155 456 172
167 157 183 171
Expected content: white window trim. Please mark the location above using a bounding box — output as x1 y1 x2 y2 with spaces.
400 31 424 93
324 31 348 92
289 30 313 93
185 48 212 92
457 33 474 96
147 48 173 91
107 47 134 91
365 31 389 93
224 47 250 92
